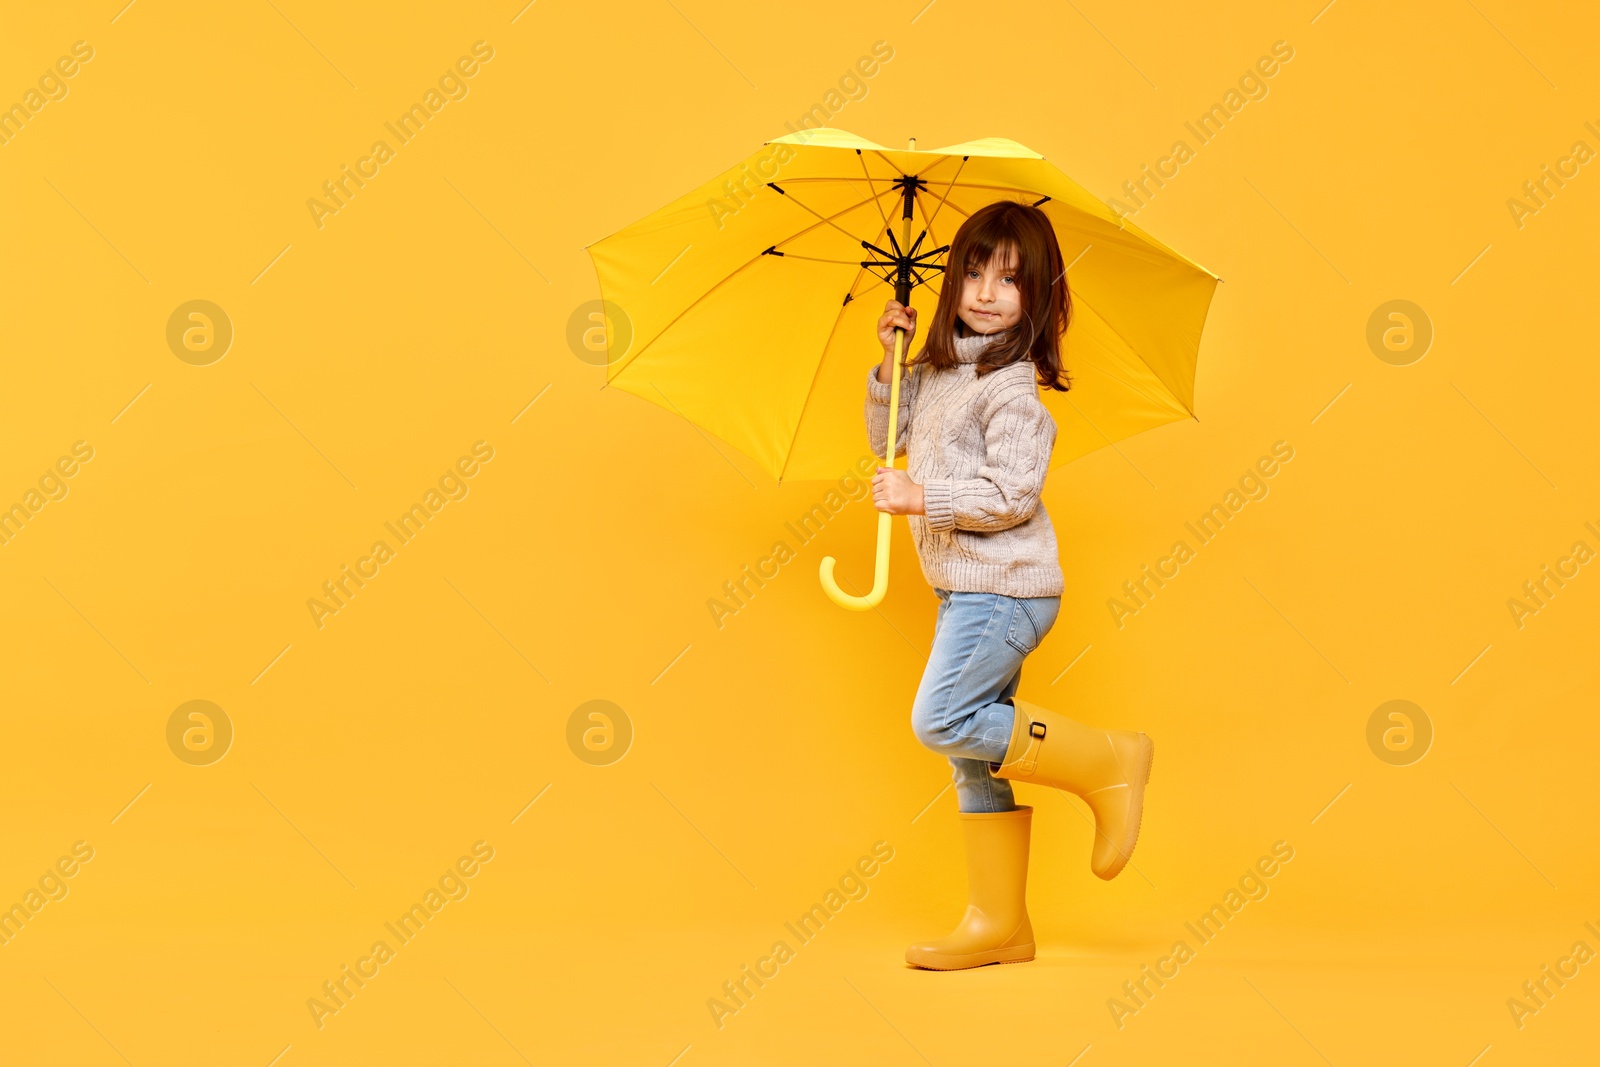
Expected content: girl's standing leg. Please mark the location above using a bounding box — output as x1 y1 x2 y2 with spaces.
913 590 1062 812
905 589 1059 971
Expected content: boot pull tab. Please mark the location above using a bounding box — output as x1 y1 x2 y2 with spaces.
1017 720 1046 776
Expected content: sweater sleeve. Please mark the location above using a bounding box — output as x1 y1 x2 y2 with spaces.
921 390 1055 534
864 360 914 460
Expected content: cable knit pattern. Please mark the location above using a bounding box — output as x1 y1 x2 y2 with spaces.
864 328 1064 597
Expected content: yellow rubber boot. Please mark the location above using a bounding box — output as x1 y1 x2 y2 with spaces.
992 697 1153 881
905 806 1035 970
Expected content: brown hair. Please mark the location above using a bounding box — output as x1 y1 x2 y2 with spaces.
904 200 1072 392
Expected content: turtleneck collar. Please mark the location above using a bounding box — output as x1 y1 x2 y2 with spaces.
952 326 1010 364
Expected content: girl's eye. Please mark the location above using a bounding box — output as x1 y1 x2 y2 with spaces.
1002 275 1015 284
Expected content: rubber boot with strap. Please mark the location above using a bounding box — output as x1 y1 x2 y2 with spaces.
991 697 1153 880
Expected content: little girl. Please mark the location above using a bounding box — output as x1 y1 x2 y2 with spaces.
865 200 1154 971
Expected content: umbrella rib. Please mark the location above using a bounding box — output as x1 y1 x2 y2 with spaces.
794 148 957 191
918 155 968 237
912 194 945 279
925 180 1048 195
857 151 893 234
778 253 875 266
762 176 903 184
867 149 901 177
605 254 771 381
845 269 886 302
772 184 900 252
776 264 875 484
908 151 964 181
770 184 903 249
773 176 1049 200
606 187 901 382
911 185 970 296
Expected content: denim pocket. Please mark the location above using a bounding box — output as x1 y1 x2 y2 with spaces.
1004 598 1044 655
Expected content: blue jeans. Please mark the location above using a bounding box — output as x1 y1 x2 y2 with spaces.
911 588 1063 813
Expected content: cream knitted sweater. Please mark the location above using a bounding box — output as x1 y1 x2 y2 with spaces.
864 328 1064 597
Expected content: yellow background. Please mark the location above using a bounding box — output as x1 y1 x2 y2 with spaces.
2 1 1598 1063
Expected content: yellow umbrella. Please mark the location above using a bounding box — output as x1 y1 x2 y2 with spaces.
585 128 1218 610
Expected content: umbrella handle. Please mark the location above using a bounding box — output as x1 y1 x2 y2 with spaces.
819 509 893 610
819 320 908 611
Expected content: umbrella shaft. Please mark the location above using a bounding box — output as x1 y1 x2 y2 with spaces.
894 177 916 306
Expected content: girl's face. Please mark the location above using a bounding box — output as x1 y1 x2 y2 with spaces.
956 243 1024 336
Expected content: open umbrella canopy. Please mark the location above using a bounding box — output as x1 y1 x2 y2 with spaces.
586 127 1219 484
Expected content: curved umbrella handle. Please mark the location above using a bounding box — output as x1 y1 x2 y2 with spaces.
819 509 893 610
819 318 909 611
